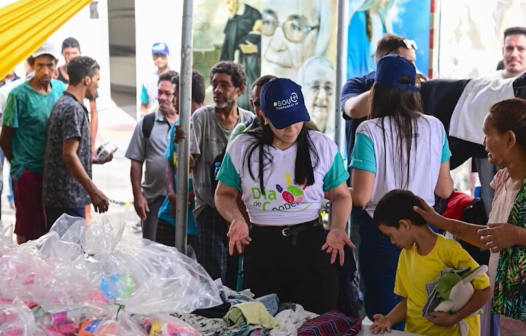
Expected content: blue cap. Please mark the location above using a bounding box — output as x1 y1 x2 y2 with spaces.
152 42 169 55
260 78 310 130
375 55 419 92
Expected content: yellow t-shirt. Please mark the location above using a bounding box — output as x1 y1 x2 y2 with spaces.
394 234 490 336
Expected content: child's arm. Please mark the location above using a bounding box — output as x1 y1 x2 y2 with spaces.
428 286 491 327
370 298 407 334
386 298 407 326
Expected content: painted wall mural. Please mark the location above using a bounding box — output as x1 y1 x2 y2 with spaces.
192 0 338 139
346 0 431 79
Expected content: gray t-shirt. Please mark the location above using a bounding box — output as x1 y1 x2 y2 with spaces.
125 111 173 201
43 92 92 208
190 105 254 218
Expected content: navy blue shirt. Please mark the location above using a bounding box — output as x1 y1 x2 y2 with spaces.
339 71 375 164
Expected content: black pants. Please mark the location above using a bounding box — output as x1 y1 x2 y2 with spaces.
156 219 197 252
243 220 339 314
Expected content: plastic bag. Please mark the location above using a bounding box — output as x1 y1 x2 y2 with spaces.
134 315 201 336
0 219 14 256
1 215 221 330
78 314 147 336
91 238 222 316
29 216 125 313
0 298 42 336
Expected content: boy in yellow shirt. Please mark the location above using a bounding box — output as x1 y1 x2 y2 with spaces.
369 190 491 335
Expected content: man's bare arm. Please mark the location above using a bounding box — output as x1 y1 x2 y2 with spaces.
0 126 16 162
343 91 370 119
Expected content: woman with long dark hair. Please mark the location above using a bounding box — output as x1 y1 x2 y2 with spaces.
350 55 453 329
214 78 353 314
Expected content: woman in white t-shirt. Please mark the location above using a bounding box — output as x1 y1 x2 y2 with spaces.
349 55 453 330
215 78 354 314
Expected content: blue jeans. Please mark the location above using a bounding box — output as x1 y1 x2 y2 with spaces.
359 211 405 331
45 206 86 229
0 149 14 205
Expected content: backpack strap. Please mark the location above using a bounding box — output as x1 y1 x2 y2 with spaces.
142 112 156 140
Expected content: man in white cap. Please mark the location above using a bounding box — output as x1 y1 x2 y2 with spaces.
0 42 67 244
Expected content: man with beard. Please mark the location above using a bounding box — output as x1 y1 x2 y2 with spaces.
43 56 111 227
0 42 66 243
125 71 179 241
55 37 100 222
188 61 253 284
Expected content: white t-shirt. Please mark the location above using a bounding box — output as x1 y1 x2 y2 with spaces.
217 130 348 226
350 115 451 217
488 70 504 80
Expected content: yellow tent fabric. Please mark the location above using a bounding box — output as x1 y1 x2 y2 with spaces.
0 0 91 80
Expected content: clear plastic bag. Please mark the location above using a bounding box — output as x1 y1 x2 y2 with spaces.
92 238 222 316
0 298 42 336
0 219 14 256
0 215 221 331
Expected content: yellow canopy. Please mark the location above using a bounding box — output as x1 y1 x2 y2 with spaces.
0 0 91 80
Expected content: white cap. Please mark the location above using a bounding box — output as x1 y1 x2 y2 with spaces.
32 42 56 59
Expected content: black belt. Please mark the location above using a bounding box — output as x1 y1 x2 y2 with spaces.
254 219 319 246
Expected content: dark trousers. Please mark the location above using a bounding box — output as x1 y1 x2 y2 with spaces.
142 196 164 241
45 206 86 229
195 206 239 288
359 211 405 331
243 220 339 315
156 219 197 252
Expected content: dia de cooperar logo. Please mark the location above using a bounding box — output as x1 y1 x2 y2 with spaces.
276 172 306 204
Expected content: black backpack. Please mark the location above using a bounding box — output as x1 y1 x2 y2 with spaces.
458 198 490 266
142 113 156 140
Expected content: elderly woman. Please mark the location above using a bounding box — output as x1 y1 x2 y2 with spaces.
416 98 526 336
214 78 353 314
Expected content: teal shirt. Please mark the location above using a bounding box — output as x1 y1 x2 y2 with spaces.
157 121 197 235
2 80 66 178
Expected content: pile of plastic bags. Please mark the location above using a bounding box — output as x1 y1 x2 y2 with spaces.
0 215 223 336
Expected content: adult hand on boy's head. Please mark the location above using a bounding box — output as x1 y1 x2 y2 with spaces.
413 196 441 226
369 314 392 334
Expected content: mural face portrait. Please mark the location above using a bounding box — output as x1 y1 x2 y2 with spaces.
261 0 324 79
298 57 335 133
221 0 240 15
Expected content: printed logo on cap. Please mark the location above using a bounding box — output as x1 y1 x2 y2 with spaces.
273 92 299 110
153 43 167 51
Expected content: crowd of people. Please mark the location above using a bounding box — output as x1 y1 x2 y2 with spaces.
0 26 525 336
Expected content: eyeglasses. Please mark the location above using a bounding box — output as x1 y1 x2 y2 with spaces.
261 11 319 43
254 98 261 107
386 39 418 55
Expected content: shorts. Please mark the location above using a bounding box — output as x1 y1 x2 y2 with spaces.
13 169 47 240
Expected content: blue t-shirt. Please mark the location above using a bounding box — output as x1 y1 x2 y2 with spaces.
157 121 197 235
3 80 66 177
340 71 376 164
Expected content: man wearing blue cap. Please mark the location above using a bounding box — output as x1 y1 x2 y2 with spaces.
139 42 171 116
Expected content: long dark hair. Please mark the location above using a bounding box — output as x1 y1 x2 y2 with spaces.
369 76 424 188
243 124 320 194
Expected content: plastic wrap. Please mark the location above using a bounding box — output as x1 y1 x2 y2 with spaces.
90 238 222 317
0 215 221 334
0 220 14 256
0 299 42 336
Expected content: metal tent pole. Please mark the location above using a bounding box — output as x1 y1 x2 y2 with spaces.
332 0 349 233
175 0 194 253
